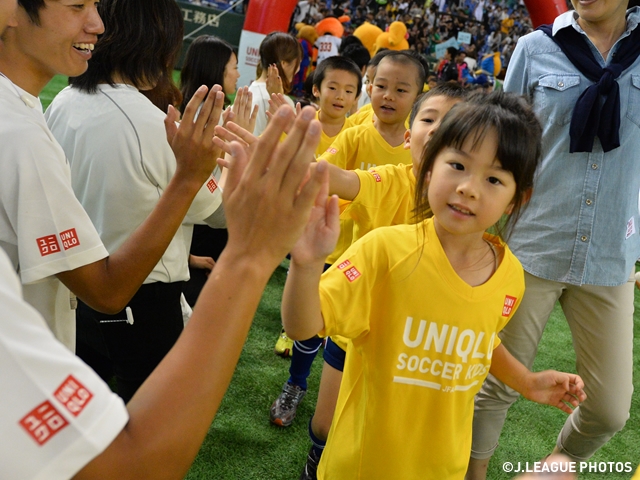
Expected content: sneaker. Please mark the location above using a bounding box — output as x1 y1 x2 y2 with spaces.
274 328 294 357
299 446 321 480
270 382 306 427
635 271 640 289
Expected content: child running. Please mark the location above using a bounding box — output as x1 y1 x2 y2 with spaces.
269 50 425 427
281 91 587 480
297 83 468 480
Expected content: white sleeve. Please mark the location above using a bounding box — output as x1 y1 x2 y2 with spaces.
0 249 128 480
0 122 108 285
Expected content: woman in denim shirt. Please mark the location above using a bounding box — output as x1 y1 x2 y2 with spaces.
467 1 640 478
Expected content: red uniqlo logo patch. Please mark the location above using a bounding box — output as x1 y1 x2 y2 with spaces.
343 266 361 282
19 400 69 446
206 178 218 193
502 295 517 317
326 147 338 155
54 375 93 417
36 235 61 256
59 228 80 251
336 259 352 270
370 170 382 182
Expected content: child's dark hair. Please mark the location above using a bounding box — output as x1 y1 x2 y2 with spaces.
409 83 467 126
256 32 303 94
402 49 430 79
70 0 183 94
338 35 365 54
180 35 235 111
414 91 542 240
313 56 363 98
368 48 392 69
341 44 371 72
376 52 426 91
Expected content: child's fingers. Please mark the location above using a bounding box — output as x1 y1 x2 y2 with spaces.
212 136 233 155
295 156 328 217
226 122 258 147
325 194 340 231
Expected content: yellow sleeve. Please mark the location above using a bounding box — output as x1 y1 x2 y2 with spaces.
317 127 357 170
319 230 389 340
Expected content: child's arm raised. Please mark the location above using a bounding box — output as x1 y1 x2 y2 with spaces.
489 344 587 414
282 170 340 340
215 123 361 201
327 163 360 201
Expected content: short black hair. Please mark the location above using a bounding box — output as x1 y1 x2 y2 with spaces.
341 44 371 72
338 35 364 54
70 0 183 94
313 56 363 98
180 35 235 111
402 49 430 79
376 52 426 91
409 82 467 126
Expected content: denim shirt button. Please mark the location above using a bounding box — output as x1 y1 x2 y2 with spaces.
586 199 592 205
558 81 564 87
581 235 588 242
591 163 598 169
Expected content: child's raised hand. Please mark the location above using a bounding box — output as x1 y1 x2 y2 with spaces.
214 121 258 159
290 163 340 267
165 84 225 185
522 370 587 414
266 64 284 96
219 105 324 268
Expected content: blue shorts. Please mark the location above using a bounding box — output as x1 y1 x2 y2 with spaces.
322 336 346 371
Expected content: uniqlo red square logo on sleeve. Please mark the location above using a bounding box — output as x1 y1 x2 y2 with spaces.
54 375 93 417
206 178 218 193
337 259 352 270
59 228 80 251
19 400 69 446
502 295 517 317
343 266 361 282
36 235 61 256
326 147 338 155
370 170 382 182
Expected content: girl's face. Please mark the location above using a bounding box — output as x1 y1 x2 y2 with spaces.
312 68 359 120
223 52 240 95
426 129 516 240
405 95 462 177
280 59 300 82
571 0 628 27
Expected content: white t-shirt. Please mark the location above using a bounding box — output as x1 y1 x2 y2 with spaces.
315 34 342 66
45 84 223 284
248 80 296 136
0 247 128 479
0 76 109 350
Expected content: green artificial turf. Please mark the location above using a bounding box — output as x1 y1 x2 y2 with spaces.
39 78 640 480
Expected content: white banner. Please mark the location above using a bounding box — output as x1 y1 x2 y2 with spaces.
237 30 266 88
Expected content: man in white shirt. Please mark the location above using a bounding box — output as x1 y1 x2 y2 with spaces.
0 0 224 351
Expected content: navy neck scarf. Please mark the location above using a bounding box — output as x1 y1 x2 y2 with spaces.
538 19 640 153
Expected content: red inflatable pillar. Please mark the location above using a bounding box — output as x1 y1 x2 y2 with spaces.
523 0 568 28
237 0 298 88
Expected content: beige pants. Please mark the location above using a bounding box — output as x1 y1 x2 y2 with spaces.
471 271 635 461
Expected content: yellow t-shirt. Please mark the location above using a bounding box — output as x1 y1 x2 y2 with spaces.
350 163 416 246
348 103 374 126
316 111 355 157
318 121 411 171
632 465 640 479
318 219 525 480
